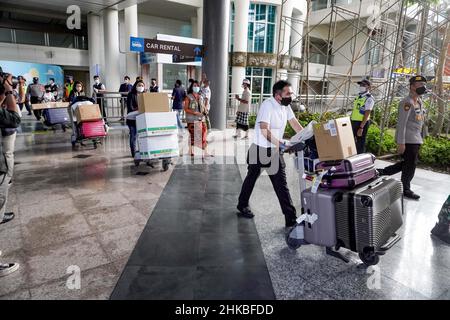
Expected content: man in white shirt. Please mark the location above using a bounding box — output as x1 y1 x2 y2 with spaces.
237 80 304 228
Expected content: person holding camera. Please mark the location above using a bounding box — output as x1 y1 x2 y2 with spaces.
0 69 22 277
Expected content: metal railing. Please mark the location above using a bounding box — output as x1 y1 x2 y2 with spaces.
226 93 353 119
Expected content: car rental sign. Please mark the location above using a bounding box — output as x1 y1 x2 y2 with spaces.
130 36 204 57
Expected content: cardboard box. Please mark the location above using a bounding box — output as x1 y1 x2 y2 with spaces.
75 104 102 123
136 112 178 138
137 92 170 113
32 102 69 110
313 117 357 161
138 134 179 160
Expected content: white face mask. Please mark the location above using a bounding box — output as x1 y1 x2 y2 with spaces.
94 79 100 84
136 86 145 93
193 87 200 93
359 86 367 92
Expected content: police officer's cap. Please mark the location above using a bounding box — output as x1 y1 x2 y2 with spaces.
357 79 371 86
409 75 427 84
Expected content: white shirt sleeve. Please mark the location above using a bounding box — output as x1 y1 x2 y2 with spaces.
256 102 271 125
365 96 375 111
286 105 295 120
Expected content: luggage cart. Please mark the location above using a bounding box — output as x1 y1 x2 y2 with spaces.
68 98 107 149
285 123 402 266
133 153 173 172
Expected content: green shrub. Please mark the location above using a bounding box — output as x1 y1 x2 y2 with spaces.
419 136 450 169
248 114 256 128
372 99 399 128
365 125 397 155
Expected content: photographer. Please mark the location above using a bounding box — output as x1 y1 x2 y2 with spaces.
0 69 21 277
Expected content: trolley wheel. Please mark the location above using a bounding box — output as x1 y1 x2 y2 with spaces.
358 248 380 266
162 159 170 171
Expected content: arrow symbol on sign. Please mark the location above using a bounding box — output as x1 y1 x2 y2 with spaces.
194 47 201 56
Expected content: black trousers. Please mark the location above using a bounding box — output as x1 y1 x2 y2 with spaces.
382 143 420 192
30 96 42 120
238 144 297 226
351 120 370 154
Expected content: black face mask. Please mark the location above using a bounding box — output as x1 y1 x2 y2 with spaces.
416 86 426 95
280 97 292 106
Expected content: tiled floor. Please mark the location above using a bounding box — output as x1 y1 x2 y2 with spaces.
110 160 275 300
1 124 449 300
0 124 172 299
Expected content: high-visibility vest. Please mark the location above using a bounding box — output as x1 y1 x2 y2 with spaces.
351 93 371 121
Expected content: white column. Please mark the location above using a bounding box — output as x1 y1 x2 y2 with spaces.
88 14 102 94
103 9 121 91
288 11 304 95
231 0 250 95
195 7 203 81
125 5 139 81
278 0 294 80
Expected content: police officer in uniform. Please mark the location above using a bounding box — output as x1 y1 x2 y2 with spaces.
351 78 374 154
378 75 428 200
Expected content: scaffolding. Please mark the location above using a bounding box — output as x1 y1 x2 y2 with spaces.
276 0 450 144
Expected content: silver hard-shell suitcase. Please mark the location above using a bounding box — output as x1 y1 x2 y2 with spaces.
334 177 404 265
301 188 340 247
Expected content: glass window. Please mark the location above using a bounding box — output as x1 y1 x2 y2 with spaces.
245 67 273 97
268 6 276 23
48 33 75 48
247 4 276 54
163 64 187 91
15 29 45 46
0 28 12 43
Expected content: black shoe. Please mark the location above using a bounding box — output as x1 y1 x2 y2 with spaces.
236 206 254 219
0 212 15 225
404 190 420 200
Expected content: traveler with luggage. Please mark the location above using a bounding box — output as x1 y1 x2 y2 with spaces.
377 75 428 200
26 77 44 120
184 80 212 158
237 80 304 228
126 79 146 158
0 70 21 277
351 78 374 154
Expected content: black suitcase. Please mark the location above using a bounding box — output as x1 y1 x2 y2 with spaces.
334 177 404 265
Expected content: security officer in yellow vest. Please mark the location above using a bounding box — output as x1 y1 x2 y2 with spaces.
351 78 374 154
378 75 428 200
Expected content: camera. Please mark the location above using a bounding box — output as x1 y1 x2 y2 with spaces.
0 66 19 91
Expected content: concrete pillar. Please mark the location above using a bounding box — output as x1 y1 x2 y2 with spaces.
125 5 139 81
202 0 230 130
103 9 121 91
288 11 304 95
87 14 102 94
231 0 250 95
277 0 294 80
195 7 203 81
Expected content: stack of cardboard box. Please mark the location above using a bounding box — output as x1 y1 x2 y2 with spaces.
136 92 179 159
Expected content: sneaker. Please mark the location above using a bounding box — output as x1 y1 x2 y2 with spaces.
0 262 19 277
236 206 254 219
404 190 420 200
0 212 15 225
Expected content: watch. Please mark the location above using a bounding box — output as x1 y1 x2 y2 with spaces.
4 91 13 96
